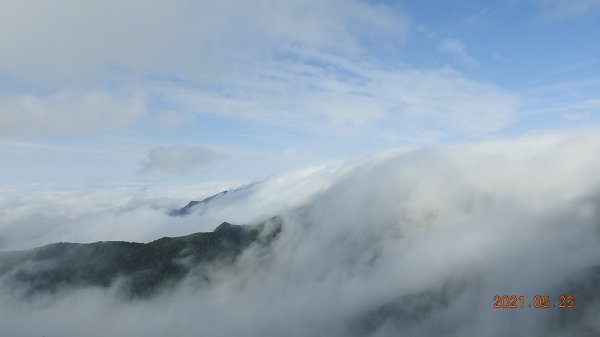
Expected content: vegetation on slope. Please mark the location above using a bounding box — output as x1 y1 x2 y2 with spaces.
0 219 282 298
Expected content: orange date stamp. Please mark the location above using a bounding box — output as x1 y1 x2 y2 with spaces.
493 295 575 309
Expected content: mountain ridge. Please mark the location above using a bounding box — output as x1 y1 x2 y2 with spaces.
0 218 282 299
168 183 257 216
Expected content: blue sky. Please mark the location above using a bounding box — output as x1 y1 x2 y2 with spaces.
0 0 599 185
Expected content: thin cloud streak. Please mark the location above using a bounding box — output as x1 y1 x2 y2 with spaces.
156 51 518 135
140 145 225 175
0 89 146 134
438 38 478 67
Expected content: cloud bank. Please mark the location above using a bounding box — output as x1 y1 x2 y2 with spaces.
0 182 236 251
1 128 600 336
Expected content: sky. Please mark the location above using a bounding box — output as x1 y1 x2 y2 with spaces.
0 0 599 186
2 2 600 335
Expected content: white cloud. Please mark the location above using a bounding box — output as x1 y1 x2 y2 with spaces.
0 0 407 84
141 145 224 175
0 89 146 134
158 53 517 135
521 78 600 125
0 0 522 140
540 0 600 19
439 38 478 66
0 0 415 139
153 111 195 129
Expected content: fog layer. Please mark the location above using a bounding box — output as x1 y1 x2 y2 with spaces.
2 129 600 336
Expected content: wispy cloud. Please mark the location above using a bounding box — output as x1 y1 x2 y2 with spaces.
140 145 224 175
522 78 600 122
0 89 146 134
153 111 195 129
438 38 478 67
0 0 410 139
0 0 407 85
539 0 600 19
156 51 516 136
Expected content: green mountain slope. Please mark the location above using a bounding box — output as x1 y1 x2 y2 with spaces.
0 220 281 298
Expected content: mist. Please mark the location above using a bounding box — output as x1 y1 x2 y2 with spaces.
1 128 600 337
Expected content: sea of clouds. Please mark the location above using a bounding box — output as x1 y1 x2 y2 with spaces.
1 128 600 337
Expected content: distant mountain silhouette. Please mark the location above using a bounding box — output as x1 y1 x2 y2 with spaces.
169 183 257 216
